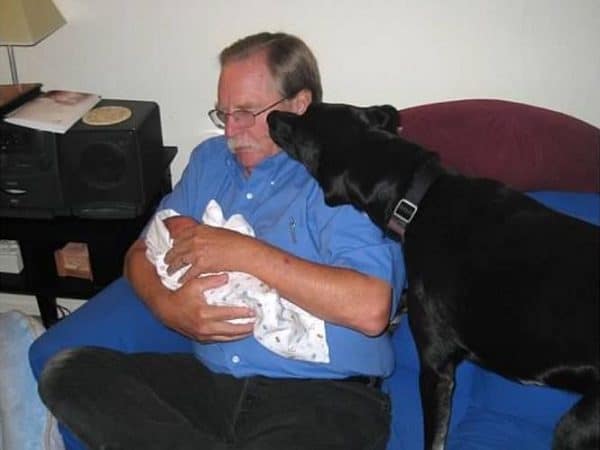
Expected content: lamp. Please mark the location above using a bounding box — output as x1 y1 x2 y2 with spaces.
0 0 66 84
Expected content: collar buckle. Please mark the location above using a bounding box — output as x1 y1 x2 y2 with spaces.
392 198 418 227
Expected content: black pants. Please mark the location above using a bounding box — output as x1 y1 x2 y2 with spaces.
39 347 391 450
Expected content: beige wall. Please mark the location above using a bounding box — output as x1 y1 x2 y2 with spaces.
1 0 599 181
1 0 599 310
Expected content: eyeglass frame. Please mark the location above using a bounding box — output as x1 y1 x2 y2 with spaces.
208 97 288 130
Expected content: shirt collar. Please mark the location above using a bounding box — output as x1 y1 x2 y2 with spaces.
226 149 290 180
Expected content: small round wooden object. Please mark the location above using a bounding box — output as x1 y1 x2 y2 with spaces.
82 105 132 126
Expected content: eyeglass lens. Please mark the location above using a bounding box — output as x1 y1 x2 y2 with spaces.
209 97 286 129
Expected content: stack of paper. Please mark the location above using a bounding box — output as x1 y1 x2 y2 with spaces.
4 89 101 134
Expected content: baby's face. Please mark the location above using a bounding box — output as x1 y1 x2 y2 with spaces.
163 216 198 234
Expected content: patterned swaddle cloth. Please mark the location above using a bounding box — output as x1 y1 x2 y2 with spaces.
145 200 330 363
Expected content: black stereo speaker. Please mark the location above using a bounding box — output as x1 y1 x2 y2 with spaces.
0 124 67 217
58 99 173 218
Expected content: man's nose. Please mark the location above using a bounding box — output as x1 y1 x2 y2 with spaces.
224 117 242 137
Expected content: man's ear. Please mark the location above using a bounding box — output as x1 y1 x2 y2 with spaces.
290 89 313 115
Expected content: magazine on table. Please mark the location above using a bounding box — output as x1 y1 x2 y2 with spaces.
3 89 101 133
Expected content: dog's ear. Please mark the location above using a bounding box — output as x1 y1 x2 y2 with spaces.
365 105 399 133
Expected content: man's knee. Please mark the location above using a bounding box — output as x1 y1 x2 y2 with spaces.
38 348 80 407
39 347 118 404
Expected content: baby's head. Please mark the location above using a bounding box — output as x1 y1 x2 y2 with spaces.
163 215 198 235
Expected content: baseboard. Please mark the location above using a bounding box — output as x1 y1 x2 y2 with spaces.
0 293 85 316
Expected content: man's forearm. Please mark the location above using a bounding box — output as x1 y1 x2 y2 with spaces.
235 237 392 336
123 239 172 320
160 223 392 336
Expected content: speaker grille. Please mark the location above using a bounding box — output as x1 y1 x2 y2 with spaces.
79 143 128 190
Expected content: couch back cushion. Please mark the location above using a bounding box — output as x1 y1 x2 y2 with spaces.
398 99 599 192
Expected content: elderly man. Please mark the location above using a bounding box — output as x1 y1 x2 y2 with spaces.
31 32 405 450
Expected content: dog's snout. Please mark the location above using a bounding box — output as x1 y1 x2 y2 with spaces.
267 111 295 148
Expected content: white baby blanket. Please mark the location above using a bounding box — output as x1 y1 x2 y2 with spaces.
145 200 330 363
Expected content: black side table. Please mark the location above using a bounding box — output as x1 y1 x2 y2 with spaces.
0 170 172 328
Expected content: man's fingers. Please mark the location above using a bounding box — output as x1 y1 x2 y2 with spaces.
177 259 207 284
200 302 256 325
215 306 257 323
187 273 229 291
207 332 253 342
197 316 254 342
164 247 186 274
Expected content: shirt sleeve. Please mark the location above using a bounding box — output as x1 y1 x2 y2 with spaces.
309 188 406 315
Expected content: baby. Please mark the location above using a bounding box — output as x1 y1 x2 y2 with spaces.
144 200 330 363
160 213 274 325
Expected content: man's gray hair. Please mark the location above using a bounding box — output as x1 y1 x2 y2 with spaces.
220 32 322 103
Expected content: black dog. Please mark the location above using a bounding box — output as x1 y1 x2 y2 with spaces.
267 103 599 450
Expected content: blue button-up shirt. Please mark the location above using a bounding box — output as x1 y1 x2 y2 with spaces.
157 136 405 378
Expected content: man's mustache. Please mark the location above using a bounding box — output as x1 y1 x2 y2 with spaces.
227 137 260 153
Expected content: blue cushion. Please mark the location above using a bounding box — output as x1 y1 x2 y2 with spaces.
526 191 600 225
448 407 552 450
470 368 579 426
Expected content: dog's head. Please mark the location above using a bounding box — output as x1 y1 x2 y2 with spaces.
268 102 399 209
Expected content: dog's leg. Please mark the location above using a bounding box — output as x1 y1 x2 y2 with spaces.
553 386 600 450
418 359 458 450
408 288 463 450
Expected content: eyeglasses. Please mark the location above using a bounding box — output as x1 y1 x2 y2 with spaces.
208 97 288 129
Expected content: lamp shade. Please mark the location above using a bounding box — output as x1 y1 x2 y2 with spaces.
0 0 66 46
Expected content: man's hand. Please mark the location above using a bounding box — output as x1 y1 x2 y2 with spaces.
164 223 248 284
160 273 255 342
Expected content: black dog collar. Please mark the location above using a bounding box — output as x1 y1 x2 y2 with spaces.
387 156 443 240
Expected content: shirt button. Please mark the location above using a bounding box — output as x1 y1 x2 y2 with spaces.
232 355 240 364
246 192 254 200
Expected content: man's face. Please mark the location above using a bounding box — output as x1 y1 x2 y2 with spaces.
217 52 289 174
